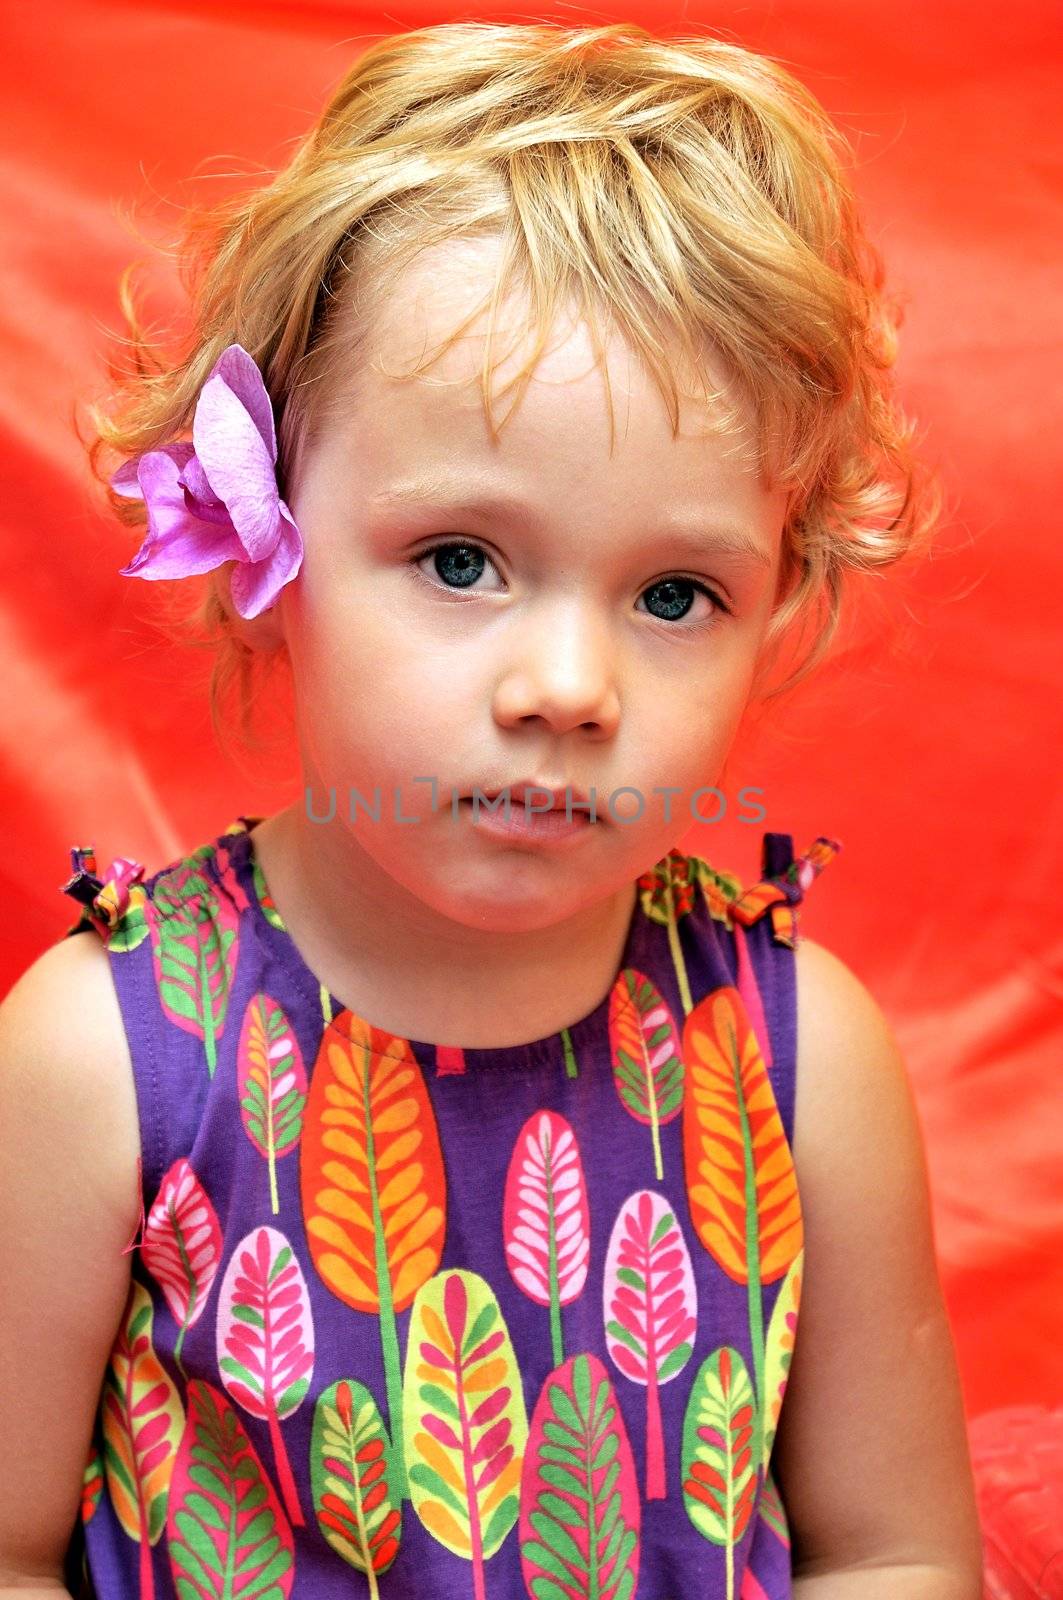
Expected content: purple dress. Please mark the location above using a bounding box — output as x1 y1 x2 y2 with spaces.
59 813 841 1600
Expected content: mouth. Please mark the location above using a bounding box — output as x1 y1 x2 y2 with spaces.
465 781 594 813
457 780 599 845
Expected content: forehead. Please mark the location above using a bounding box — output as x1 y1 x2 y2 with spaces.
351 236 754 447
306 236 785 545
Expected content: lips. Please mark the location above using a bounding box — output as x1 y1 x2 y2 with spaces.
467 780 592 812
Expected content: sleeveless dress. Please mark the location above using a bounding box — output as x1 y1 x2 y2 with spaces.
57 813 841 1600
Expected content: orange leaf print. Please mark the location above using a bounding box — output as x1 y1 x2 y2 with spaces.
682 986 803 1287
301 1009 447 1502
302 1013 446 1311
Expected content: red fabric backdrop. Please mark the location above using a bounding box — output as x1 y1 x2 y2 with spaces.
1 0 1060 1424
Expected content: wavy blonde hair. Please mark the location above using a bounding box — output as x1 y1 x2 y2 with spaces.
87 19 942 763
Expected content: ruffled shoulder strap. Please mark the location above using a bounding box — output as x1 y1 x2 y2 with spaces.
58 812 263 948
60 844 150 947
691 831 842 949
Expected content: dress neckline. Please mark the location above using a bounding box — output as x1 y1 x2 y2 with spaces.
224 812 663 1068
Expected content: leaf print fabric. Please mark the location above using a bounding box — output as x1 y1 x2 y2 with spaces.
150 853 240 1077
141 1158 222 1377
503 1110 590 1369
237 993 308 1214
603 1190 697 1501
404 1268 528 1590
310 1376 402 1588
61 816 840 1599
520 1350 640 1600
608 971 684 1181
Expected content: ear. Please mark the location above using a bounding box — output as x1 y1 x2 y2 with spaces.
230 606 287 654
212 568 287 654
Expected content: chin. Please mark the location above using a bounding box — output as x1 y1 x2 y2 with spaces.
422 873 592 934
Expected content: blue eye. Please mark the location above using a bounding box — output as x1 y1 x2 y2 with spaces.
412 540 728 628
641 578 703 623
420 542 489 589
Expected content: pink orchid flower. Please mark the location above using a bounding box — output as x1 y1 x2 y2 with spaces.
111 344 304 619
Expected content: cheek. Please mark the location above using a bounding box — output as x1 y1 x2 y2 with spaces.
286 596 482 762
649 651 751 731
628 660 753 791
282 573 388 698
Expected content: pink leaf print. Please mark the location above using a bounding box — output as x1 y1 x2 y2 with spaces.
141 1157 222 1378
603 1190 697 1500
216 1225 315 1527
503 1110 590 1368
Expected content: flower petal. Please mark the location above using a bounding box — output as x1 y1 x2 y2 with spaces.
111 441 195 498
192 369 281 563
119 450 245 579
229 503 304 619
208 344 277 461
180 451 226 512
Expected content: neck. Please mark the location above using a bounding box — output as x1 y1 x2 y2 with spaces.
248 801 640 1050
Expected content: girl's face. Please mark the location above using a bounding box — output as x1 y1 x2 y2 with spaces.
264 237 789 932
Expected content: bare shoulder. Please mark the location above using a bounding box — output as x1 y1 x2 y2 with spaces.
1 931 141 1225
789 935 916 1172
0 934 141 1581
771 935 983 1581
789 932 947 1328
4 931 141 1231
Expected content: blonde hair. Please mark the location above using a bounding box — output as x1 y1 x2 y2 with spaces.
86 19 942 763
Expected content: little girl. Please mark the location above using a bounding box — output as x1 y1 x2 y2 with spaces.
0 20 983 1600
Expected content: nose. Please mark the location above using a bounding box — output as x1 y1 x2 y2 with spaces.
492 597 620 738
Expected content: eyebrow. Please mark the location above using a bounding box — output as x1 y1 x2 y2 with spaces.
369 479 774 569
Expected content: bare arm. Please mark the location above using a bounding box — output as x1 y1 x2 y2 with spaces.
0 1589 72 1598
771 938 983 1597
793 1563 981 1598
0 934 142 1591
